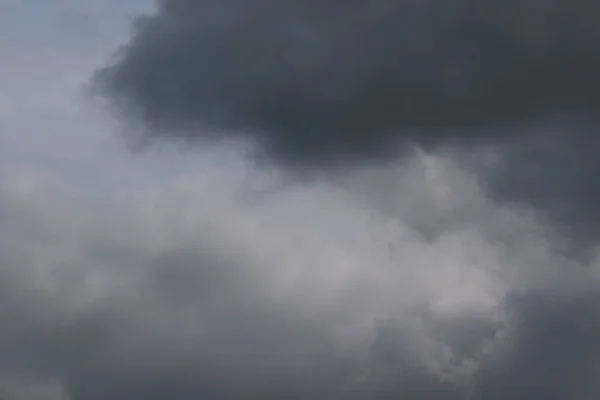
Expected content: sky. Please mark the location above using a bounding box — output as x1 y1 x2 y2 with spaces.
1 1 600 399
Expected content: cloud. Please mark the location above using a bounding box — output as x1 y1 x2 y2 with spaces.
95 0 600 164
5 2 599 397
0 155 599 399
93 0 600 245
460 120 600 251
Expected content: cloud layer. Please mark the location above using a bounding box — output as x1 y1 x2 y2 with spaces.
9 2 597 398
96 0 600 165
94 0 600 244
1 156 599 399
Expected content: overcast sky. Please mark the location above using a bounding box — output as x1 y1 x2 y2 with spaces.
2 1 600 399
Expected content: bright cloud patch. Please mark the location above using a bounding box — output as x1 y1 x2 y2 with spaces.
0 152 598 399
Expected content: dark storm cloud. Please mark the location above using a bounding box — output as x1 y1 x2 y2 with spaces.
94 0 600 243
96 0 600 166
463 120 600 250
487 290 600 400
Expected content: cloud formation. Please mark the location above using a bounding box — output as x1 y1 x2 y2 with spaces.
1 158 599 399
12 2 598 397
94 0 600 243
96 0 600 165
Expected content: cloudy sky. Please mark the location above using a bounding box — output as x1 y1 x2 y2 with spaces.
2 1 600 399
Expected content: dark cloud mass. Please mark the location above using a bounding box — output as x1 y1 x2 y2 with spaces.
96 0 600 164
96 0 600 242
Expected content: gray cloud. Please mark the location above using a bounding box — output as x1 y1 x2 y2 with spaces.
458 120 600 252
0 159 599 399
95 0 600 163
6 2 599 396
94 0 600 243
